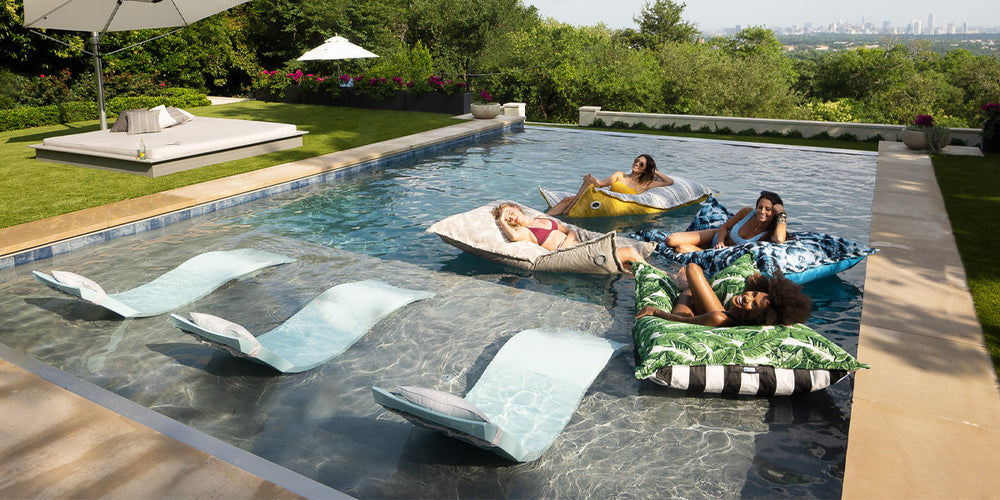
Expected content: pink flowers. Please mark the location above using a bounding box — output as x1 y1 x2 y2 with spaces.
983 102 1000 115
914 115 935 127
479 89 493 102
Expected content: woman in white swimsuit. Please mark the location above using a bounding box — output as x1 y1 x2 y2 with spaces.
665 191 788 253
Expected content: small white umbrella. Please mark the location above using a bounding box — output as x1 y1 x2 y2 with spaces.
297 36 379 62
24 0 251 129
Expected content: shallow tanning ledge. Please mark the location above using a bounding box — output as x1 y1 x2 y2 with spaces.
30 117 307 177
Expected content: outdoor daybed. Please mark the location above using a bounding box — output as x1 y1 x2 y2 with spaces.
30 114 306 177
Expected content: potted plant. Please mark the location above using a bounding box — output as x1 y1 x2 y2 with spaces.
981 102 1000 152
902 114 950 153
470 90 501 119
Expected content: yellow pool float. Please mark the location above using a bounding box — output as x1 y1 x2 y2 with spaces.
539 175 717 218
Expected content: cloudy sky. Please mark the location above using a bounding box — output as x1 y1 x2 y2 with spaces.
525 0 998 31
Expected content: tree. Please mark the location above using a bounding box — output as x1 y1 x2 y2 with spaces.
633 0 699 47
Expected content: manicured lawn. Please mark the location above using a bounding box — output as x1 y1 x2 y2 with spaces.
934 152 1000 381
0 101 457 228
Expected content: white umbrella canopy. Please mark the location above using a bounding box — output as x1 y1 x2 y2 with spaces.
23 0 252 129
297 36 379 62
24 0 250 32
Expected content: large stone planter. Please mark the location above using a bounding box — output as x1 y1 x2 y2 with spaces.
902 128 927 150
471 103 502 119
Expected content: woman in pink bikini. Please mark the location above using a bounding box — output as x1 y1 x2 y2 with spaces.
546 154 674 216
665 191 788 253
492 203 646 265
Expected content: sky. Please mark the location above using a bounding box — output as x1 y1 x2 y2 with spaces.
525 0 999 32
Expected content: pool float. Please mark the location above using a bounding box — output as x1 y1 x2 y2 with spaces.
538 175 717 218
632 256 868 395
373 328 626 462
631 196 878 284
171 280 434 373
426 201 656 274
33 249 295 318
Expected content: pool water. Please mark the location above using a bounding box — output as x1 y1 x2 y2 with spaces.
0 127 876 498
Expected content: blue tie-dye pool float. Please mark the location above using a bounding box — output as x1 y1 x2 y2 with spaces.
631 196 878 284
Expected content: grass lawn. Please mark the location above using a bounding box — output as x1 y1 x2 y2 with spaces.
934 152 1000 381
0 101 457 228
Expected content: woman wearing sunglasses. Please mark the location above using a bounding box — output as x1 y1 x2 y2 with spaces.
665 191 787 253
546 154 674 216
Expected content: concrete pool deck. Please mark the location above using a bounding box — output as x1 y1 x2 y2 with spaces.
0 124 998 497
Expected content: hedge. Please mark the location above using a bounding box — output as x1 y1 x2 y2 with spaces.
0 88 211 132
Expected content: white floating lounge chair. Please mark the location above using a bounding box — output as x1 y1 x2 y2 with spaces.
372 328 626 462
33 249 295 318
170 280 434 373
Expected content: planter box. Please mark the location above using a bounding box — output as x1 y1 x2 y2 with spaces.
350 90 408 110
282 86 470 114
406 92 471 115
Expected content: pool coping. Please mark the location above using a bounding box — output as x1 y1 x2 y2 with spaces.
0 115 525 270
842 142 1000 498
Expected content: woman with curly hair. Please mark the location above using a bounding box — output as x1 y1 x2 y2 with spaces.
636 261 812 327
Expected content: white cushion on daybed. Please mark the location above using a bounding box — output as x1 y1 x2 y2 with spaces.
35 117 303 162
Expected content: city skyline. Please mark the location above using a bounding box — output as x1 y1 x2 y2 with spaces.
526 0 998 33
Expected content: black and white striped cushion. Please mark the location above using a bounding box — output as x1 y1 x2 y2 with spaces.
652 365 850 396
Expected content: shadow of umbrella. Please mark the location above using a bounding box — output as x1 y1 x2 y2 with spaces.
23 0 251 129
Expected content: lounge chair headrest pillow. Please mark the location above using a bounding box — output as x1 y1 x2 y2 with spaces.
126 109 162 135
51 270 107 301
189 312 262 357
396 386 490 423
165 106 193 125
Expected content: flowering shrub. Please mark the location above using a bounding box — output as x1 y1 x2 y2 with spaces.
251 70 293 100
476 89 494 104
428 76 467 95
913 114 935 127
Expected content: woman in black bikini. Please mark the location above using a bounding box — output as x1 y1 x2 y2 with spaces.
492 203 646 265
636 262 811 327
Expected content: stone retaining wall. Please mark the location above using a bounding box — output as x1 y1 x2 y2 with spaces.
578 106 983 147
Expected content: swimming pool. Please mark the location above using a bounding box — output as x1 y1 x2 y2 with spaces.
0 127 876 498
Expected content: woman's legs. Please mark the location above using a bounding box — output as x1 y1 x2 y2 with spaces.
665 229 716 253
547 177 596 215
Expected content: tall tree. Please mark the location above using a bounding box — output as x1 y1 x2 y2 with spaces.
634 0 699 46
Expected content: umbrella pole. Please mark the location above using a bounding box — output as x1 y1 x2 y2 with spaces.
92 32 108 130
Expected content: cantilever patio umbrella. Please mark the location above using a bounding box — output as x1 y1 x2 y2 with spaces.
23 0 251 129
297 35 378 75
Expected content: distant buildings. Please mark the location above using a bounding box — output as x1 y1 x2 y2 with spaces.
709 14 996 37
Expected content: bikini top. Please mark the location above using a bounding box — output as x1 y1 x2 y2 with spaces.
528 219 558 246
609 180 638 195
728 211 766 245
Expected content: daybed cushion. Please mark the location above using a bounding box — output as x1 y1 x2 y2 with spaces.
126 109 162 135
631 196 878 283
150 105 179 129
35 117 303 163
426 201 655 274
110 107 147 133
632 256 867 395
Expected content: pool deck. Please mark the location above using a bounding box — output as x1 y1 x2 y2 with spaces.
842 142 1000 498
1 123 999 497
